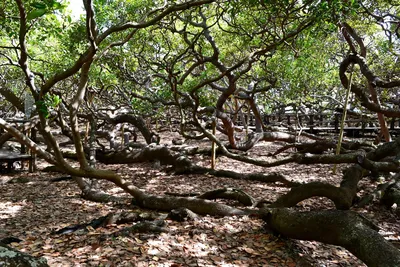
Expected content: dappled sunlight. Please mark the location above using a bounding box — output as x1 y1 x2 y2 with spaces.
0 201 24 219
105 187 126 195
1 0 400 265
0 151 378 266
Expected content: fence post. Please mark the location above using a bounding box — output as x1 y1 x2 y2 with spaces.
334 113 339 132
265 115 270 125
29 128 37 172
309 115 314 134
211 119 217 169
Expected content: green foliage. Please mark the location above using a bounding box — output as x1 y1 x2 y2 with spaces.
27 0 66 20
131 97 152 114
35 94 61 118
92 0 157 30
27 8 46 20
1 0 399 129
35 100 49 118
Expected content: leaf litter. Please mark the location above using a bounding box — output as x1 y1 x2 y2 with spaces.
0 138 397 266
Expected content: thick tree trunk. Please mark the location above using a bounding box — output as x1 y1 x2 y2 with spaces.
260 208 400 267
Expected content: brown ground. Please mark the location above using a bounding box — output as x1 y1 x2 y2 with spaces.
0 132 399 266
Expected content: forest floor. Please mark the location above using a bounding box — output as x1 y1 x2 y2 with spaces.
0 131 399 266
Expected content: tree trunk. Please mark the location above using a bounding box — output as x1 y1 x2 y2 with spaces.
260 208 400 267
368 83 392 142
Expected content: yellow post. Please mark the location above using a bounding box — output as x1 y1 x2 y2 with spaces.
333 64 354 174
211 119 217 169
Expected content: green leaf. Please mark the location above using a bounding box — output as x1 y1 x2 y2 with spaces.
27 8 46 20
35 100 49 118
31 2 46 9
51 2 63 9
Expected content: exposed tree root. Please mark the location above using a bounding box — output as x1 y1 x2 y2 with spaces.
114 220 168 237
136 194 249 216
164 192 200 197
266 137 400 209
381 180 400 213
93 144 299 187
269 182 352 209
167 208 200 221
197 188 256 206
74 177 124 203
49 176 73 182
41 147 253 216
268 165 364 210
95 145 180 165
357 174 400 208
260 208 400 267
356 155 400 173
175 165 299 187
42 165 66 173
261 131 296 143
80 189 124 203
272 140 374 156
53 211 164 235
3 115 400 265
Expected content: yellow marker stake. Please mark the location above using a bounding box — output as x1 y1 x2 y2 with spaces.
333 64 354 174
211 119 217 169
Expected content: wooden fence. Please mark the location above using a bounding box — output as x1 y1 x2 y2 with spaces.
235 113 400 136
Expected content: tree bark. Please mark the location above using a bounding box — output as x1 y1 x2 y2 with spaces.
110 114 155 145
260 208 400 267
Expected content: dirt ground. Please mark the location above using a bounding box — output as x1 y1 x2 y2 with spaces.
1 132 399 266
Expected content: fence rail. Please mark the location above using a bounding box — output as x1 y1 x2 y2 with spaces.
234 113 400 136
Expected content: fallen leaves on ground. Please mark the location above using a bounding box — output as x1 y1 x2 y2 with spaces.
0 137 390 266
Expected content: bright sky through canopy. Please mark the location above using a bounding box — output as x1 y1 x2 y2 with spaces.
67 0 84 19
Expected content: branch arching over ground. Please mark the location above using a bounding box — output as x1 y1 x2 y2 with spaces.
260 208 400 267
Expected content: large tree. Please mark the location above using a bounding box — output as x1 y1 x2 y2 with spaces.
1 0 400 265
